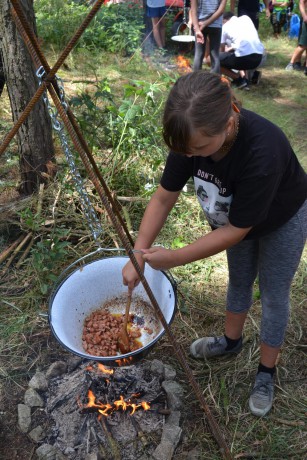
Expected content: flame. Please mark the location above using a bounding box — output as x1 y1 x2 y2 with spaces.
97 363 114 374
176 55 192 73
115 357 134 367
83 389 150 416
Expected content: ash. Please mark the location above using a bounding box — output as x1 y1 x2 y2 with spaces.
45 361 166 459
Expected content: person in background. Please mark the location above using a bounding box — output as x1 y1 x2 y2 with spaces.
219 12 265 89
230 0 270 30
122 71 307 417
270 0 291 38
285 0 307 74
146 0 166 50
190 0 227 73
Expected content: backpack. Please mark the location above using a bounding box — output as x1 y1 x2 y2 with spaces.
289 14 300 38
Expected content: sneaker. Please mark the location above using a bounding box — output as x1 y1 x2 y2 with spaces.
231 77 248 89
285 62 302 71
251 70 262 85
190 335 243 359
249 372 274 417
293 62 302 71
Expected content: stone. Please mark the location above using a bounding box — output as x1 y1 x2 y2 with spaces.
46 361 68 380
162 380 185 410
152 424 182 460
186 447 202 459
152 441 174 460
36 443 67 459
17 403 31 433
28 425 45 443
161 424 182 445
28 371 48 391
166 410 181 426
67 356 83 372
164 364 176 381
85 453 101 460
150 359 165 379
24 388 45 407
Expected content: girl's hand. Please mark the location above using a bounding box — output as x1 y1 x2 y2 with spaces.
122 255 145 291
141 247 176 271
195 29 205 44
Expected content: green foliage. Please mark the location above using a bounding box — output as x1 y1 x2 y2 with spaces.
82 3 144 55
35 0 144 55
69 77 166 192
35 0 88 49
18 207 71 294
31 231 70 294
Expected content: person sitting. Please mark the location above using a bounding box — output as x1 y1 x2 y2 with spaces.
219 12 265 89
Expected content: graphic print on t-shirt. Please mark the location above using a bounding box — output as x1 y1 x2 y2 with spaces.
194 176 232 228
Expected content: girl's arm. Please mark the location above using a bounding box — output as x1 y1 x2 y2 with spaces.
141 222 252 270
122 185 181 289
190 0 204 44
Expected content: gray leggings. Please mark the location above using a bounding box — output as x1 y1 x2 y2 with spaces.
226 200 307 348
193 26 221 73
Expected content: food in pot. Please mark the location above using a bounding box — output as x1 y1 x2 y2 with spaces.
82 295 158 357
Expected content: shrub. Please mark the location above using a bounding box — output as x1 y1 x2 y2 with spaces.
35 0 144 55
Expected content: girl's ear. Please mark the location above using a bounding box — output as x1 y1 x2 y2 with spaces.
226 116 234 133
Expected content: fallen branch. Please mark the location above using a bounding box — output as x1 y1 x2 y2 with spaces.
2 232 33 274
273 417 305 428
0 234 24 265
15 235 35 268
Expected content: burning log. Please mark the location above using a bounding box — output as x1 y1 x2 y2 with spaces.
80 389 151 417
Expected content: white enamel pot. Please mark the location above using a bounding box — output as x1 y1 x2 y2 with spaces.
49 255 177 366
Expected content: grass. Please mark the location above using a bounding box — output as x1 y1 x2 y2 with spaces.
0 8 307 460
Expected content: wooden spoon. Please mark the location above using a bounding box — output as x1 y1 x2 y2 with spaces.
118 291 132 354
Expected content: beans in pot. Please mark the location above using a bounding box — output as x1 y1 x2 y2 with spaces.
82 308 143 357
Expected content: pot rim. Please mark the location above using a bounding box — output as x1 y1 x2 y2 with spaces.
48 255 177 365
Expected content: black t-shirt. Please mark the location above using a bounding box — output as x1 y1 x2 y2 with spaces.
160 108 307 239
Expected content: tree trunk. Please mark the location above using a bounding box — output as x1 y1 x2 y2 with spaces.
0 0 55 195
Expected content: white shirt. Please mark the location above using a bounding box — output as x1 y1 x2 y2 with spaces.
221 15 264 56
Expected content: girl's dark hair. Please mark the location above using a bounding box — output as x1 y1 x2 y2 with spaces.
163 71 240 154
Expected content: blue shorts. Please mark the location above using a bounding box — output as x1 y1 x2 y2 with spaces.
146 6 166 18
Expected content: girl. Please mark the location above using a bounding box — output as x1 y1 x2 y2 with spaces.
270 0 292 38
190 0 227 73
122 71 307 417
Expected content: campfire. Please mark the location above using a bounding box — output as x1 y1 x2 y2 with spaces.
176 55 192 73
79 364 151 416
21 358 185 459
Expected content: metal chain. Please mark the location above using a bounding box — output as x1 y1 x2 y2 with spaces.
36 66 103 243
